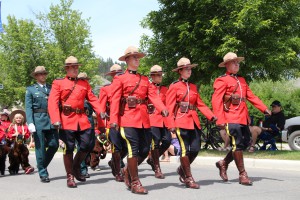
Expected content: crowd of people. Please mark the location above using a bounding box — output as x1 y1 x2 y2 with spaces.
0 46 286 194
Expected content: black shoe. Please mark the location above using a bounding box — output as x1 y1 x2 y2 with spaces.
40 176 50 183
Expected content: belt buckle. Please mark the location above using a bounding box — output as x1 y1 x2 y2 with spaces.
75 108 81 114
137 99 141 104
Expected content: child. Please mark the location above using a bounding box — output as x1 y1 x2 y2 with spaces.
0 109 11 175
7 110 34 175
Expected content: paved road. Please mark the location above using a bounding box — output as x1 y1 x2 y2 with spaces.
0 152 299 200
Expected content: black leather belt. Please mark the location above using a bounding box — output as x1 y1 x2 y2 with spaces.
33 108 48 113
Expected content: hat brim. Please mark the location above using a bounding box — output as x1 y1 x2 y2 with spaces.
172 64 198 72
9 110 26 123
218 57 244 67
105 70 123 76
150 71 164 75
118 52 146 61
31 70 48 77
63 63 83 67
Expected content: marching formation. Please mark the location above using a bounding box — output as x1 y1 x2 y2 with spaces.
0 46 271 194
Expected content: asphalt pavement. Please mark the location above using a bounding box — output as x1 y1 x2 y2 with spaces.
0 151 299 200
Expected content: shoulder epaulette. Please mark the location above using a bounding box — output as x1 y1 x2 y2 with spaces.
103 83 111 87
55 77 64 80
171 80 179 84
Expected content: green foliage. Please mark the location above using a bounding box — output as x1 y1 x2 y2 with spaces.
247 79 300 122
0 0 99 108
140 0 300 85
0 16 47 107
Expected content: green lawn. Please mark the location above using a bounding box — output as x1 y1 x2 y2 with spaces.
199 149 300 160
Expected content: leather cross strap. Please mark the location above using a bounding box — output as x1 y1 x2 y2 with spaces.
128 74 142 96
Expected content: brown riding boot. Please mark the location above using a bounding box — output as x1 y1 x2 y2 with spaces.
128 157 148 194
151 149 165 179
177 166 185 183
180 156 200 189
216 150 233 182
73 151 88 182
67 174 77 188
63 153 77 188
122 164 131 189
233 150 252 186
112 152 124 182
146 152 155 172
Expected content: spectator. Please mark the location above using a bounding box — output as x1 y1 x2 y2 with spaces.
249 100 285 152
7 110 35 175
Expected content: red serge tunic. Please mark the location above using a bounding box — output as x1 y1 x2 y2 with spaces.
166 80 214 130
98 84 112 128
148 83 168 128
7 124 30 140
110 70 167 128
212 72 267 125
48 77 101 131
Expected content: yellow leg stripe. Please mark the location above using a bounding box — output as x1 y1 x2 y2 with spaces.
63 141 67 155
106 128 110 141
151 139 155 150
176 128 186 157
106 129 115 152
120 127 133 158
225 123 236 152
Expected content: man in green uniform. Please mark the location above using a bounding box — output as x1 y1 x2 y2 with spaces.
25 66 59 183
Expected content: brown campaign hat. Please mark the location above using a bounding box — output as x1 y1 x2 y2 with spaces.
172 57 198 72
118 46 146 61
0 109 11 116
105 64 123 76
63 56 82 67
150 65 163 75
218 52 244 67
31 66 48 77
9 109 26 123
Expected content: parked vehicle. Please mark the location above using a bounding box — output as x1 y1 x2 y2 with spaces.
281 116 300 150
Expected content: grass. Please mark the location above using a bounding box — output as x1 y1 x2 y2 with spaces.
198 149 300 160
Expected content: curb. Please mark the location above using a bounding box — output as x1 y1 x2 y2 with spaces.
29 151 300 172
167 156 300 171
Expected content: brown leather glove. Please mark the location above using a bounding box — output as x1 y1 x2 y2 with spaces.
161 109 169 117
210 116 218 123
110 123 119 131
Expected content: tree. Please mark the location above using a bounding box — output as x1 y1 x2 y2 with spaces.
140 0 300 85
0 16 47 107
0 0 100 107
36 0 99 80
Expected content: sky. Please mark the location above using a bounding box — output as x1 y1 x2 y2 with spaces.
0 0 160 61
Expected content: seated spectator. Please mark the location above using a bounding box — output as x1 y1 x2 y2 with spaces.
249 100 285 152
162 132 181 162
